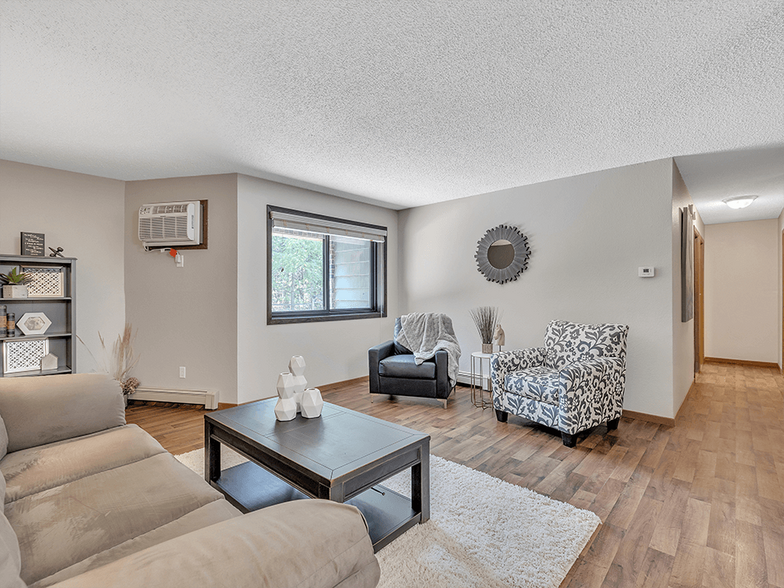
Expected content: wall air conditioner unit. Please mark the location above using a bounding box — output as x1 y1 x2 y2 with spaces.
138 201 202 248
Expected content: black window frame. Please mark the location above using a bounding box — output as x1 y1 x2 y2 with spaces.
267 205 387 325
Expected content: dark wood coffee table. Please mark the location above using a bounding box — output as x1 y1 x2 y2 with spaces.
204 398 430 552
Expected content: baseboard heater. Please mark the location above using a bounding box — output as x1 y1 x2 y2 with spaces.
456 370 490 388
128 386 218 410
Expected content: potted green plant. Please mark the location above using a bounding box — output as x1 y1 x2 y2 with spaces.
0 267 32 298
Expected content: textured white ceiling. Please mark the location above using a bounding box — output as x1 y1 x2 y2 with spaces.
1 1 783 218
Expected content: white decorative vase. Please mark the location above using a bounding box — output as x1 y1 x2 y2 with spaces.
288 356 307 413
301 388 324 418
288 355 306 376
2 285 28 299
274 397 298 421
276 372 295 400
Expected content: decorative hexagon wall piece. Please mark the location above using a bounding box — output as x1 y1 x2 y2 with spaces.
17 312 52 336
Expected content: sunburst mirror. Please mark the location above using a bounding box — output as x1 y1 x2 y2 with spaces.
475 225 530 284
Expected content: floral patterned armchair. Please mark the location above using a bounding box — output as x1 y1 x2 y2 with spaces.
491 320 629 447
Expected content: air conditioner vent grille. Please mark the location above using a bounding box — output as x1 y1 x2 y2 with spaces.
138 201 201 246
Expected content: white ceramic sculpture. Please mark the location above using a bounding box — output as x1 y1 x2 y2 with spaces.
289 356 307 412
40 353 58 371
276 372 295 399
493 324 505 348
274 397 297 421
301 388 324 418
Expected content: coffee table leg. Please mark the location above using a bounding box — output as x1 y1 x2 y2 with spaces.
411 441 430 523
204 421 221 483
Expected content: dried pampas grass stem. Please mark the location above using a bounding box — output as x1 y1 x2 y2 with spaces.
99 323 140 385
469 307 499 345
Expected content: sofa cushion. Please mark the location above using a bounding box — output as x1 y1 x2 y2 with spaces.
379 354 435 379
0 374 125 453
393 318 412 355
30 500 241 588
7 452 225 585
44 500 380 588
0 412 8 461
1 425 166 504
0 508 25 588
505 367 561 405
544 320 629 370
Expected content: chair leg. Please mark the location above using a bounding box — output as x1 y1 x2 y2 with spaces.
607 417 620 430
441 398 448 409
561 432 577 447
495 410 508 422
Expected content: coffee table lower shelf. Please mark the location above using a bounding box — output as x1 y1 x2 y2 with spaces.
212 461 419 552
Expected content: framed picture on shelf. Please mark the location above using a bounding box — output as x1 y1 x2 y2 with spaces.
3 338 50 375
22 266 65 298
20 232 45 256
17 312 52 336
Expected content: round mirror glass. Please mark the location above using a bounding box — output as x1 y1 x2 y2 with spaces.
487 239 514 269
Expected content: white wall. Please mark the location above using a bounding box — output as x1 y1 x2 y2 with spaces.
779 209 784 369
704 219 779 364
236 175 399 404
124 174 239 402
399 159 679 418
671 161 702 415
0 160 126 372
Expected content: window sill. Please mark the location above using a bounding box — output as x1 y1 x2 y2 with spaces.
268 310 385 325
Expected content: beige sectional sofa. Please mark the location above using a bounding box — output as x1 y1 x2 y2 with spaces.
0 374 380 588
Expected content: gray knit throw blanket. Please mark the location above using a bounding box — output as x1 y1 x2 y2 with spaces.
395 312 461 388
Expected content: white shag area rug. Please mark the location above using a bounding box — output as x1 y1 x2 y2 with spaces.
176 448 600 588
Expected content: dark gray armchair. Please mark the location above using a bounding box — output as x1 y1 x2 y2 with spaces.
368 320 453 408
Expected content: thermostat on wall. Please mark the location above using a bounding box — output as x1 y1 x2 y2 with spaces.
638 267 655 278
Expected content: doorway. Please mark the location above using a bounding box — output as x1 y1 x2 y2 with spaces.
694 228 705 374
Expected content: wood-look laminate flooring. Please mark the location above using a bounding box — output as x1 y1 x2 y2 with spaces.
126 362 783 587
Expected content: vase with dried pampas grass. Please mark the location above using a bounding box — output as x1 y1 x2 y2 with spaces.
98 323 140 396
469 307 499 354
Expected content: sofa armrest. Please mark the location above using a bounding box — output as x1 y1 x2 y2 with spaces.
368 340 395 394
48 500 380 588
434 349 450 398
0 373 125 453
558 357 625 433
490 347 546 396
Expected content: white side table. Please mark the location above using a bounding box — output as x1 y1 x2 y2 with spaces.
470 351 493 409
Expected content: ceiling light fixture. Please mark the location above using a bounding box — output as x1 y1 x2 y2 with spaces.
722 195 758 209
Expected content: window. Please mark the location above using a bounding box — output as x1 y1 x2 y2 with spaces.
267 206 387 324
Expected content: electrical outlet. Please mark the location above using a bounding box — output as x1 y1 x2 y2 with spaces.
179 366 186 378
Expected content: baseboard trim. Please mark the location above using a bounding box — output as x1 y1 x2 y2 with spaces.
622 410 675 427
318 376 368 392
129 387 218 410
674 381 698 422
216 376 370 411
704 357 780 369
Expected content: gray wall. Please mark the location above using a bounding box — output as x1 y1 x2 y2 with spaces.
0 160 126 373
124 174 238 402
398 159 682 418
236 175 399 404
